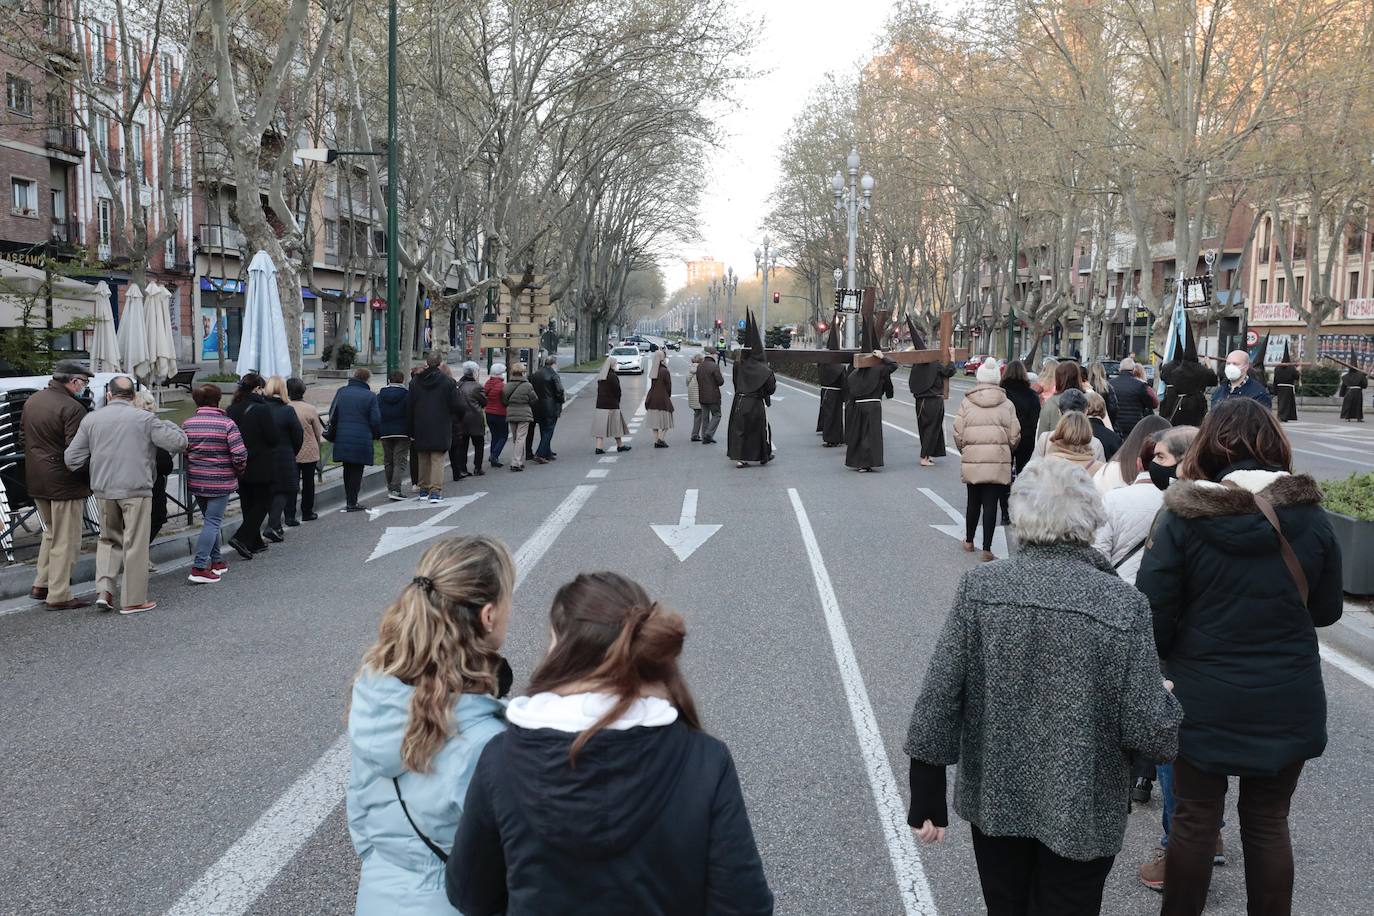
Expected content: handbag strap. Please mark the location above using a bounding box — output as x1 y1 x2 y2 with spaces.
391 777 448 863
1224 482 1309 607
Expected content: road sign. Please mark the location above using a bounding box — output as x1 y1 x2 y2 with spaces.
479 335 540 349
1246 329 1260 347
737 319 746 330
482 321 539 337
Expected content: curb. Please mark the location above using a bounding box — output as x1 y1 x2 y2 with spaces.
0 465 389 603
1321 604 1374 670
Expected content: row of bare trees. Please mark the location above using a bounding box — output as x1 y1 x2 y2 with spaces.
3 0 751 371
767 0 1374 360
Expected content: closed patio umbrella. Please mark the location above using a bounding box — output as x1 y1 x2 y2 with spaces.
116 283 149 380
141 281 178 384
89 281 120 374
237 250 293 379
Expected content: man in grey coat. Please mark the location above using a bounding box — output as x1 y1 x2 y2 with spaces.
696 347 726 444
904 459 1180 914
65 376 187 614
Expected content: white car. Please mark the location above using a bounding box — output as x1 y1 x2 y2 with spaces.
610 346 644 374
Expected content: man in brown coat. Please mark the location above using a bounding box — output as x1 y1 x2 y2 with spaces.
696 347 726 444
22 360 95 609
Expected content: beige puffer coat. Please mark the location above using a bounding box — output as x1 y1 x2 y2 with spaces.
954 383 1021 485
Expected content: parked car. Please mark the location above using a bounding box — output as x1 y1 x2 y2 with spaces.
963 354 991 376
610 345 644 374
665 339 681 351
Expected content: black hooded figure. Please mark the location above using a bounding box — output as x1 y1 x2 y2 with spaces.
817 323 847 446
727 311 777 467
843 316 897 472
1339 350 1367 421
906 317 955 465
1159 315 1216 426
1273 340 1300 422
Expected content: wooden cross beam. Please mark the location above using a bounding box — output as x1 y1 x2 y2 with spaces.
765 312 966 368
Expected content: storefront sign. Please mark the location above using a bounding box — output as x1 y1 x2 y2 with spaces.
1345 299 1374 321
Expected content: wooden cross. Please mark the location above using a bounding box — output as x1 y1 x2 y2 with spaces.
766 311 968 375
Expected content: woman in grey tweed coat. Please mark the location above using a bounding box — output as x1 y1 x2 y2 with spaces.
904 458 1182 915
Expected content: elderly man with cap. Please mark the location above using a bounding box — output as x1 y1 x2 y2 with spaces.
65 375 187 614
1108 356 1158 439
1211 350 1272 409
22 359 95 610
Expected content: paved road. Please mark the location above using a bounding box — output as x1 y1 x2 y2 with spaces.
2 349 1372 916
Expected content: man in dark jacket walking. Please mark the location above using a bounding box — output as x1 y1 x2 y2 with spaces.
326 368 381 511
377 370 410 500
22 360 95 609
1108 357 1157 438
530 356 565 461
452 362 487 478
407 353 462 501
696 347 725 444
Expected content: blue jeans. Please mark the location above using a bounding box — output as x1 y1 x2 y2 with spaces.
1159 762 1225 847
487 414 509 462
194 495 228 569
536 417 558 458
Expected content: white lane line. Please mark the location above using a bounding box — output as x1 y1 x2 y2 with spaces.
1291 446 1371 468
787 488 938 916
561 375 595 408
774 379 960 456
599 456 619 463
586 469 609 478
163 484 598 916
1320 644 1374 690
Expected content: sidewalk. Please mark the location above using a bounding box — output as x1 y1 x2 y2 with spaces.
1324 600 1374 670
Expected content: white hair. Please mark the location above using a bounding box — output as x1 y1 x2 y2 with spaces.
1009 459 1105 546
490 363 506 378
461 361 479 379
132 389 158 413
976 359 1002 384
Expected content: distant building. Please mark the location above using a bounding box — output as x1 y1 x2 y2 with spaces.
685 256 724 287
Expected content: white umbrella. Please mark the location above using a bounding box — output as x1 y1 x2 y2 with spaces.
89 281 120 374
237 250 293 379
141 281 178 384
116 283 150 380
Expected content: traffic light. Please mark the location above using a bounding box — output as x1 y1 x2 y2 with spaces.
715 318 723 329
772 291 780 304
816 320 829 333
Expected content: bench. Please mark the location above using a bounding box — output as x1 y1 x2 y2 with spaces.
167 368 198 392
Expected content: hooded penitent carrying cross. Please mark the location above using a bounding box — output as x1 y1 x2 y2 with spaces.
816 324 847 447
1159 314 1216 426
727 310 777 467
1273 340 1300 422
905 316 957 464
843 314 897 472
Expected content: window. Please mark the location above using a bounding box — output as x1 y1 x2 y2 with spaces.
132 122 146 181
1291 225 1307 261
1350 223 1367 255
166 232 176 264
1352 271 1363 300
1293 275 1304 304
1276 276 1286 302
97 198 112 245
6 75 32 115
323 218 338 253
11 177 37 214
1259 218 1270 263
1259 278 1268 303
91 20 109 80
50 188 64 218
92 112 108 157
127 37 143 80
160 53 173 101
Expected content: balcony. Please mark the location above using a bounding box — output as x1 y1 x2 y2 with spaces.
45 125 83 157
198 223 246 253
94 145 124 176
40 25 79 67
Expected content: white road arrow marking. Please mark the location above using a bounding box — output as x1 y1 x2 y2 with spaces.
651 489 722 561
366 492 486 562
918 486 1007 558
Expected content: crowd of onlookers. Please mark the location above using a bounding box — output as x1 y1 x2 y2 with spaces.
20 353 568 612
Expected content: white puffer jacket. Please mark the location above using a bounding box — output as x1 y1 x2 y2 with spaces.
1091 474 1165 583
954 383 1020 485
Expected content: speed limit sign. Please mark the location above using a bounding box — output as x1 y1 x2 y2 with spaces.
1245 330 1259 347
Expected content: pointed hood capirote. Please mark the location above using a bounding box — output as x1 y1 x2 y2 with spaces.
860 312 878 352
1174 312 1199 363
1281 339 1292 365
825 322 840 350
907 315 928 351
743 309 765 360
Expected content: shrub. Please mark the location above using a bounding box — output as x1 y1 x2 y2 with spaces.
1297 365 1339 397
1321 472 1374 522
321 342 357 368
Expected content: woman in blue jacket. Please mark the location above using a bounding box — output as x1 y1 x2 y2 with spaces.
327 368 382 511
347 535 515 915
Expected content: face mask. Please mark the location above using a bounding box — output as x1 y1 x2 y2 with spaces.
1149 461 1177 491
1225 364 1244 382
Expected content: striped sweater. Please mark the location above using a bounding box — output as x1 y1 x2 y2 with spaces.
182 406 247 496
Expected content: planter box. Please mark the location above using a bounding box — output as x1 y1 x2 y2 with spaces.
1325 508 1374 596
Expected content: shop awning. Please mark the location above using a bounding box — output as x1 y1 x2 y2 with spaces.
0 258 99 328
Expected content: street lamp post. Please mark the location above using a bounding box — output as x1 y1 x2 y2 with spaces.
755 237 778 338
832 148 874 349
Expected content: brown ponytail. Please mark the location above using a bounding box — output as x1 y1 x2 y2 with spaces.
527 572 701 763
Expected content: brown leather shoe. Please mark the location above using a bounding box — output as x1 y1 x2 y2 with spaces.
45 598 91 611
30 586 48 600
1138 846 1165 892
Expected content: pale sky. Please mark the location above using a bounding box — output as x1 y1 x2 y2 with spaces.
669 0 900 291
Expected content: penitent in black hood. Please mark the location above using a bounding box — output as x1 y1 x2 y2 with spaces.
498 720 694 858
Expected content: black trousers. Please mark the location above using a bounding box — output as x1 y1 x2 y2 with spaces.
343 463 364 508
971 826 1115 916
965 483 1006 551
149 473 168 543
236 481 271 549
451 433 484 476
289 462 316 520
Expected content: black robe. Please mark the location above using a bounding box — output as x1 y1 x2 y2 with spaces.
727 356 776 462
1160 360 1217 426
1340 370 1367 421
1273 365 1300 421
844 359 897 469
817 362 846 445
908 361 955 458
